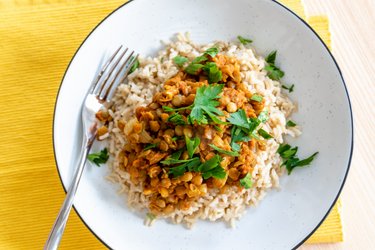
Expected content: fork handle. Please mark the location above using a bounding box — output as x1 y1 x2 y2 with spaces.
44 135 95 250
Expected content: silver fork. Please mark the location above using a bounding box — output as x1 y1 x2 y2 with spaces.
44 46 138 250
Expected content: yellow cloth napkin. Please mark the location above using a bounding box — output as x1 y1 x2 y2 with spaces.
0 0 343 249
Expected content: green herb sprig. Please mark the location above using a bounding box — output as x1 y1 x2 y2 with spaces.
88 148 109 167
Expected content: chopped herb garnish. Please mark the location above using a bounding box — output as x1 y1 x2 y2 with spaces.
168 157 201 177
237 35 253 45
209 144 239 157
230 126 251 152
88 148 109 167
257 110 269 123
129 58 140 74
250 94 263 102
185 47 220 76
189 84 226 125
185 136 201 158
143 143 159 151
264 50 284 81
166 153 225 179
265 65 285 80
258 128 273 139
278 144 318 174
197 155 227 179
204 47 219 57
286 120 297 127
173 56 188 67
227 109 250 129
202 62 222 83
239 173 253 189
167 113 186 125
185 63 205 75
282 84 294 93
265 50 277 65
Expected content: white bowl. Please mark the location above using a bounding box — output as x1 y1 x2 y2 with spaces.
53 0 353 249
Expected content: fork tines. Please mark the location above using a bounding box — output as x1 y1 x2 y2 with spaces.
92 46 138 102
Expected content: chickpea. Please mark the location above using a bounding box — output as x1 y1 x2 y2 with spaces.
156 108 163 117
149 121 160 132
191 175 203 186
158 187 169 198
148 166 161 178
213 175 228 188
175 125 183 136
133 121 143 133
205 152 216 160
97 126 108 137
175 186 186 196
183 127 193 138
160 178 171 188
186 183 200 198
199 184 207 194
159 141 169 151
164 204 175 214
149 102 160 110
164 129 175 137
178 200 191 211
150 178 159 187
220 96 230 106
160 113 169 122
181 151 189 160
226 102 237 113
172 95 185 107
185 94 195 105
117 120 125 130
143 188 154 195
96 110 109 121
228 168 240 181
180 172 193 182
155 199 166 208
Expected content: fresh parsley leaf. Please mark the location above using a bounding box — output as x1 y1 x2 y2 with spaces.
265 50 277 65
167 113 186 125
239 173 253 189
230 126 250 152
209 144 239 157
227 109 249 129
185 136 201 158
250 94 263 102
285 152 319 175
143 143 159 151
197 155 227 179
88 148 109 167
237 35 253 45
129 58 139 74
173 56 188 67
185 63 205 75
202 165 227 179
258 128 273 139
188 84 226 125
202 62 222 83
265 64 285 80
168 157 201 177
286 120 297 127
162 105 189 112
282 84 295 93
257 110 269 123
278 144 318 174
204 47 219 57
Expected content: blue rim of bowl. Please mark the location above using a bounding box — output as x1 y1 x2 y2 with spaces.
52 0 354 249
